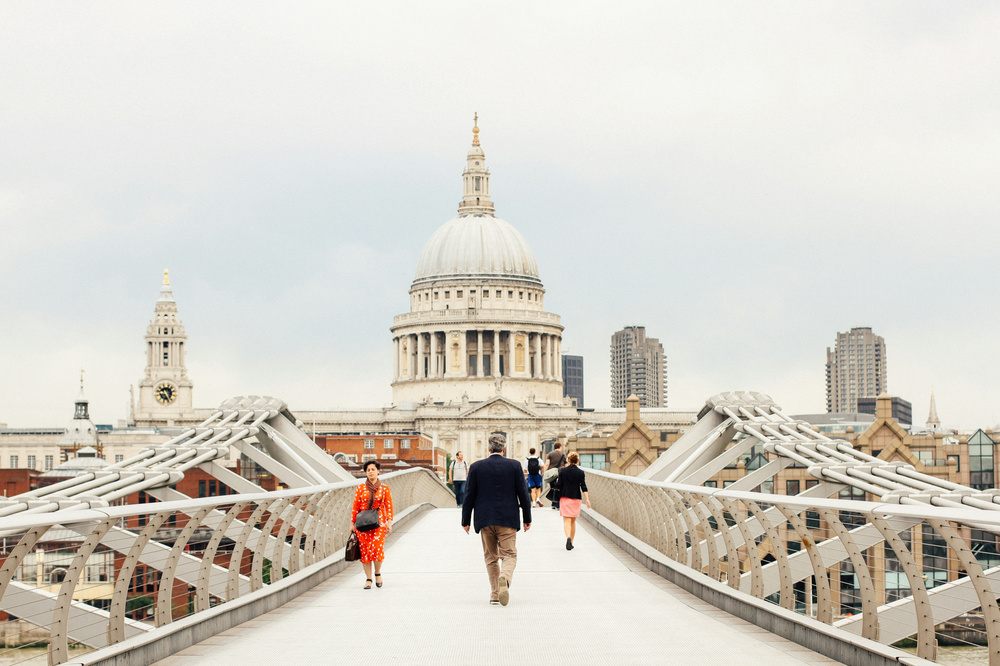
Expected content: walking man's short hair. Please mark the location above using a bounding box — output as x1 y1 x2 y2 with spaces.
488 433 506 453
553 442 562 450
529 448 536 455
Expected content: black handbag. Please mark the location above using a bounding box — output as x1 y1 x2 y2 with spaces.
355 509 379 532
355 484 381 532
345 531 361 561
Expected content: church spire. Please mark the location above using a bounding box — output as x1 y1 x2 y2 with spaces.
926 386 941 430
74 369 89 420
458 113 495 215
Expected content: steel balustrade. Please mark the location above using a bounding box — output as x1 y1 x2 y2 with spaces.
587 469 1000 664
0 467 452 665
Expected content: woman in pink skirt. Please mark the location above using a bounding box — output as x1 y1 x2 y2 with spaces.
556 452 591 550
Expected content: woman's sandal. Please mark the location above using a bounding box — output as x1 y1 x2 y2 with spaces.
364 579 372 590
375 574 383 588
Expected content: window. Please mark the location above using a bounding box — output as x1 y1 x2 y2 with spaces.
496 290 501 298
457 290 463 298
198 480 207 497
483 291 489 298
914 450 934 466
519 291 523 299
445 291 450 299
508 291 513 298
948 455 960 471
703 480 717 488
384 438 394 449
578 453 607 470
44 455 53 471
362 454 377 462
434 291 439 299
786 480 800 495
115 454 124 463
8 456 17 468
26 455 35 469
969 430 995 490
400 439 411 449
364 439 375 449
381 454 397 460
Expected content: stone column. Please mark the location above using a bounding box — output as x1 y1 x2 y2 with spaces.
410 333 418 378
417 332 426 379
550 336 557 378
396 335 408 378
393 337 399 381
460 330 468 377
511 330 518 377
546 335 553 379
533 333 541 378
556 336 562 380
494 329 502 376
430 332 438 378
476 330 484 378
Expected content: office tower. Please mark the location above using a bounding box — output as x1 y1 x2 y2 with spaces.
562 354 584 408
856 396 912 426
825 327 886 413
610 326 666 408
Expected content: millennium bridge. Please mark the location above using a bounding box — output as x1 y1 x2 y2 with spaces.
0 392 997 665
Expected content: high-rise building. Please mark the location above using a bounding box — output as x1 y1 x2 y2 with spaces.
610 326 666 408
825 327 886 414
562 354 584 408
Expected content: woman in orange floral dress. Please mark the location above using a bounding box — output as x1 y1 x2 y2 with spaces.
351 460 394 589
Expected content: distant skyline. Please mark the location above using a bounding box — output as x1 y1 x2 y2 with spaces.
2 3 999 430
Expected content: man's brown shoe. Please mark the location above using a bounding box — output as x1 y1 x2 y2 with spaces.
498 576 510 606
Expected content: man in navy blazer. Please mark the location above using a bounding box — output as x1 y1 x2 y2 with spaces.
462 433 532 606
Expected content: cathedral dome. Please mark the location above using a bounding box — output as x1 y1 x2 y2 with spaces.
413 213 541 287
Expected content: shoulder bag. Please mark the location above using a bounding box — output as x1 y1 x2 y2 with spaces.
355 485 381 532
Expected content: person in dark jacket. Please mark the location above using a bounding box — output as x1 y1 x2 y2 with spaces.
461 433 532 606
556 452 590 550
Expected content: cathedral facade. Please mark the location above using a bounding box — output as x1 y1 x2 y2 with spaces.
0 120 693 473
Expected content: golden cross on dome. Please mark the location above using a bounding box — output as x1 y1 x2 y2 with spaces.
80 368 84 389
163 269 170 285
472 112 480 146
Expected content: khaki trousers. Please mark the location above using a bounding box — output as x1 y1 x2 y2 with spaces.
480 525 518 601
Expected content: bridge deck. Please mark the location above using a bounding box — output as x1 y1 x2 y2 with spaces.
152 508 842 665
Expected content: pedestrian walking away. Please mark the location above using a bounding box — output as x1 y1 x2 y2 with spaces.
524 448 544 507
449 451 469 507
542 442 567 510
556 452 590 550
350 460 394 589
461 433 532 606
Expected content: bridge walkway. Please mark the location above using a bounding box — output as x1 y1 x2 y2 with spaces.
151 508 843 665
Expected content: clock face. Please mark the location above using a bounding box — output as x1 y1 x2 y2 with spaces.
155 382 177 405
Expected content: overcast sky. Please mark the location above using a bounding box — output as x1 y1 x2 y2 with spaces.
1 3 998 430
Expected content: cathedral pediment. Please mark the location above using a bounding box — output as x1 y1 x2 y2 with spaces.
459 396 538 419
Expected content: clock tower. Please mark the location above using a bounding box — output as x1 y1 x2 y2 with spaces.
135 270 195 425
